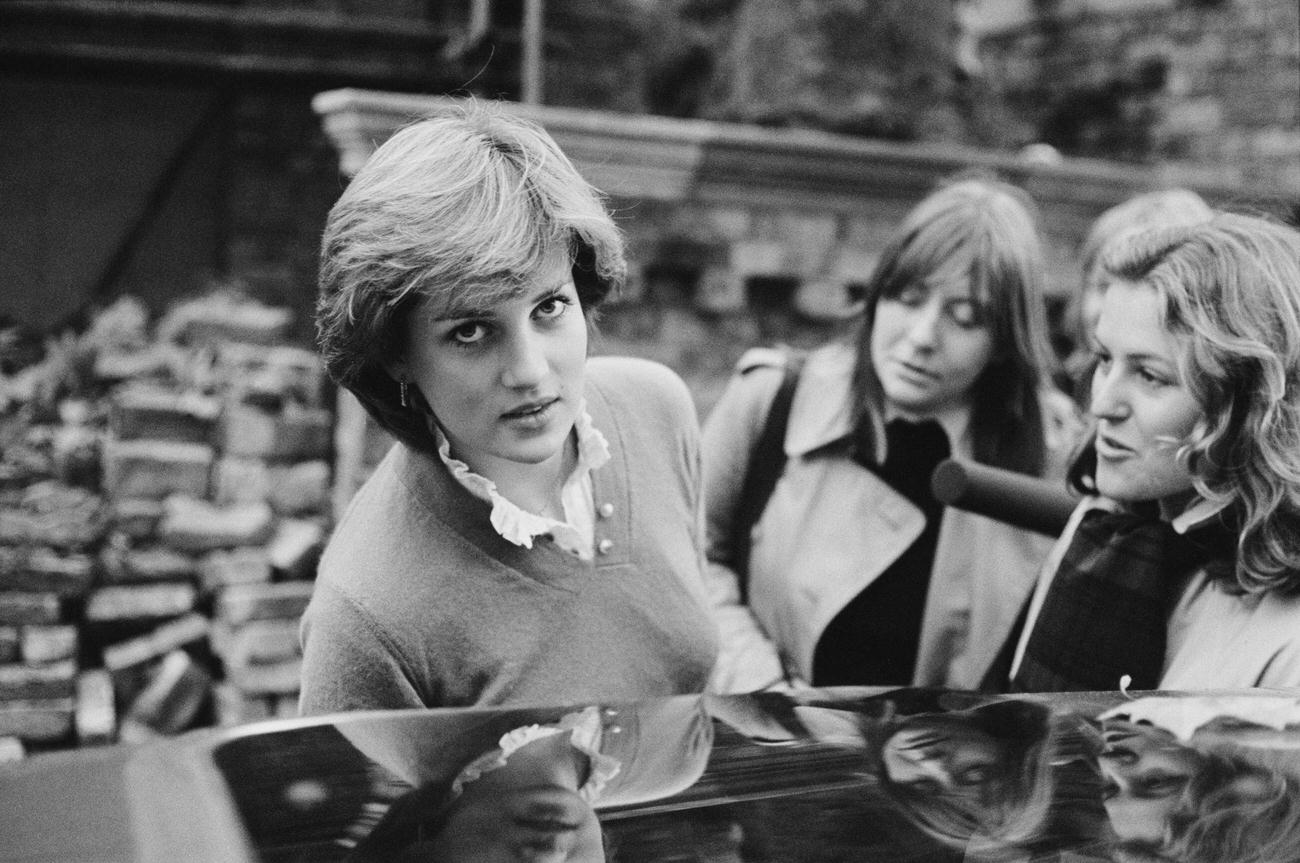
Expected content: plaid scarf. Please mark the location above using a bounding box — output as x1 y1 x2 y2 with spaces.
1011 506 1236 692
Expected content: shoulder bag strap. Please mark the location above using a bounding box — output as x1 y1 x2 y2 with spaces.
731 353 805 603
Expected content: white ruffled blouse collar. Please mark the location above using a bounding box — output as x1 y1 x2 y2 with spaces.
434 401 611 550
450 705 622 803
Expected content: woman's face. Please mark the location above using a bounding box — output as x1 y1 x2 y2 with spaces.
1098 720 1200 848
406 732 606 863
418 786 605 863
882 716 1006 798
869 264 995 420
400 248 588 479
1090 279 1202 517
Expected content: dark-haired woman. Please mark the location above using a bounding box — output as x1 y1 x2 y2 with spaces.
704 175 1080 693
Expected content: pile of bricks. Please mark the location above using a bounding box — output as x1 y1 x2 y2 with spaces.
0 293 333 756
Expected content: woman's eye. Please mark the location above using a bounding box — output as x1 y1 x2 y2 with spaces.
1142 776 1188 797
946 301 983 328
957 766 993 785
1137 366 1171 386
534 295 571 319
893 285 927 306
908 778 941 795
450 322 487 344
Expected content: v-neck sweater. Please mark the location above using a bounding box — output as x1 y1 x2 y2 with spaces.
298 357 718 714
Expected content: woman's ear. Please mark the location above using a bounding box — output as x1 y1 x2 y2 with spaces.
381 358 409 384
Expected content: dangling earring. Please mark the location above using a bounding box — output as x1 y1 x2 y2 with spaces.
399 377 409 409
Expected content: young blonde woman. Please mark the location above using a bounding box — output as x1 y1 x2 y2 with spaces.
300 104 717 713
1059 188 1215 401
1011 213 1300 692
704 175 1081 694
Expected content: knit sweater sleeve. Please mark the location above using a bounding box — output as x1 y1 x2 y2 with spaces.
298 574 427 716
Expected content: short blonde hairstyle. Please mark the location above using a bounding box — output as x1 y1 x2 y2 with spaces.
1075 213 1300 594
316 101 626 452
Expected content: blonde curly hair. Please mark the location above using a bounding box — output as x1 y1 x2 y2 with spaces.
1076 212 1300 595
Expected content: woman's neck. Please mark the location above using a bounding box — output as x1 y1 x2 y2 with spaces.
884 400 971 447
1157 487 1202 523
471 432 579 519
492 730 588 791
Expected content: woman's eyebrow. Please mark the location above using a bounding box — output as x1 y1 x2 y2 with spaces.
427 279 572 322
530 278 573 298
429 302 494 322
1091 335 1170 364
1119 349 1174 365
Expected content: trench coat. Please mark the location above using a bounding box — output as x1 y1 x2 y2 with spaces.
704 341 1079 693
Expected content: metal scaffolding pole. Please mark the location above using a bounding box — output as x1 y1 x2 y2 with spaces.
521 0 543 104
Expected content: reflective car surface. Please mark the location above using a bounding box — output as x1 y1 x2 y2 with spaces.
5 687 1300 862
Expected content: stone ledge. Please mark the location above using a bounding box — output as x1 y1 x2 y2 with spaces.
313 89 1298 221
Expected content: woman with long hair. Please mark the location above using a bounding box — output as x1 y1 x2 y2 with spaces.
704 174 1080 693
1010 212 1300 692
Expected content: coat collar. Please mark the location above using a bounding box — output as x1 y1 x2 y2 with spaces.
783 341 971 458
1170 495 1233 535
1082 493 1233 535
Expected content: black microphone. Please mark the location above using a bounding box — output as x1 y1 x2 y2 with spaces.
930 458 1077 537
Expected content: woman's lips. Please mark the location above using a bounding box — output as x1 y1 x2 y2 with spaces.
1103 728 1139 745
515 816 580 833
892 359 938 383
1095 433 1134 459
502 397 559 424
1099 745 1139 765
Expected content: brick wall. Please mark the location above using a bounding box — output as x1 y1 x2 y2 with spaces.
975 0 1300 190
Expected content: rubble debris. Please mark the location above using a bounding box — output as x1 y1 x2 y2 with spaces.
117 650 213 742
102 613 211 673
74 669 115 746
0 291 338 749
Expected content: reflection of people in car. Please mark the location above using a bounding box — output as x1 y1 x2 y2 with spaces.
420 731 606 861
874 699 1063 854
882 711 1015 797
1098 719 1201 852
337 698 713 862
1099 713 1300 863
709 689 1102 856
350 708 614 862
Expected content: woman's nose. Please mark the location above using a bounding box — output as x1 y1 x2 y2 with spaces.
501 330 549 388
1099 748 1139 768
1090 367 1129 421
905 300 943 348
916 757 957 791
